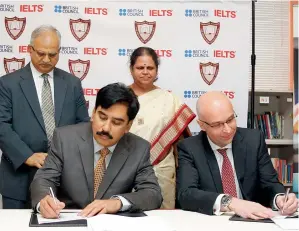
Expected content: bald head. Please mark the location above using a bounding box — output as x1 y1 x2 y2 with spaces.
196 91 233 121
196 91 236 147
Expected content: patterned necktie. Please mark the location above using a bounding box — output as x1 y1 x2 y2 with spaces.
41 74 55 147
217 148 237 198
94 148 110 198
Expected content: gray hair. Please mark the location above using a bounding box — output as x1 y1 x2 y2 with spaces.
30 25 61 47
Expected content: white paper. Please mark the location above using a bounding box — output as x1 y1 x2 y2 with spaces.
87 214 175 231
272 211 288 219
37 212 86 224
271 212 299 230
272 211 298 219
271 218 299 230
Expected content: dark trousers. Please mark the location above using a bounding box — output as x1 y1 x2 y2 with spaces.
2 195 31 209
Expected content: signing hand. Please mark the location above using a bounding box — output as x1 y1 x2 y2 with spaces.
79 199 122 217
40 195 65 218
276 193 298 215
229 198 275 220
25 152 48 168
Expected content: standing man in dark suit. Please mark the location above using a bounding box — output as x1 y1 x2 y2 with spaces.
31 83 162 218
176 91 298 219
0 25 89 209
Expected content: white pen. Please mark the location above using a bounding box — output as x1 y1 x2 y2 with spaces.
49 187 60 218
281 187 290 215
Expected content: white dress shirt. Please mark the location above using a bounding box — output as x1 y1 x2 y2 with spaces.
209 137 280 215
30 62 55 106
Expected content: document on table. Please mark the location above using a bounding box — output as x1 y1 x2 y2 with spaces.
271 211 299 230
87 214 176 231
37 211 85 224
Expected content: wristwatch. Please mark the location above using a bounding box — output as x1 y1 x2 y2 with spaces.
221 194 233 210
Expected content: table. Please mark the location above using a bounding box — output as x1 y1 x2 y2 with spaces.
0 209 284 231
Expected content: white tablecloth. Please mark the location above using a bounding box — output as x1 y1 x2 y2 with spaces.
0 209 284 231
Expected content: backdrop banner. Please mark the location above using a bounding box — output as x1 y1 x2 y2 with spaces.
0 1 251 133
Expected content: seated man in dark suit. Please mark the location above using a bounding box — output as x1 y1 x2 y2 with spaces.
176 91 298 219
31 83 162 218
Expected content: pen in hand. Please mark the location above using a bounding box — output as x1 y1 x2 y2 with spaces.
49 187 60 218
281 188 290 215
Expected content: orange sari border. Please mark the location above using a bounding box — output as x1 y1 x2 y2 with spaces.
151 104 196 165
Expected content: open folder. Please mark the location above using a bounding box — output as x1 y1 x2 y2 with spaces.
29 211 147 227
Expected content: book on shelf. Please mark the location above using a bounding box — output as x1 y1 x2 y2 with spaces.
247 111 284 139
271 158 293 185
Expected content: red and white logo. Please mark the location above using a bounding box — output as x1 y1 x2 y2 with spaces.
20 4 43 12
84 47 107 55
200 21 220 45
5 17 26 40
84 7 108 15
149 10 172 16
4 57 25 74
69 18 91 42
135 21 156 44
68 59 90 81
199 62 219 85
155 49 172 57
214 10 236 18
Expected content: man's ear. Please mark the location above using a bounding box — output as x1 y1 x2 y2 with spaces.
28 45 34 54
91 108 96 122
125 120 133 133
197 119 206 132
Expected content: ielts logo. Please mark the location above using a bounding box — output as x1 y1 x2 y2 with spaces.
149 10 173 16
214 10 236 18
222 91 235 99
83 88 100 96
214 50 236 58
20 5 43 12
84 7 108 15
155 50 172 57
83 48 108 55
19 45 30 53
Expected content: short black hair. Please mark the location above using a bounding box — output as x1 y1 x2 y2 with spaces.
130 47 160 70
95 83 140 121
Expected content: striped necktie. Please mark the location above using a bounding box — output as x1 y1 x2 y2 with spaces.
41 73 55 147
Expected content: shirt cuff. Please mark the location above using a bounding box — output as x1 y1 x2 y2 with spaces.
36 202 41 213
111 196 131 212
273 193 285 210
213 194 225 215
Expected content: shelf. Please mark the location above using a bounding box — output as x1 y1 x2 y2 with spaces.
283 183 293 187
249 89 293 94
266 139 293 145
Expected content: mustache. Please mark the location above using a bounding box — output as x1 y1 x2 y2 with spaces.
96 131 113 139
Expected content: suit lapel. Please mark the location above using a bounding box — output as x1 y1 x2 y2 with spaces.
77 122 94 202
19 64 46 133
232 129 246 183
96 135 130 199
53 68 67 126
202 133 223 193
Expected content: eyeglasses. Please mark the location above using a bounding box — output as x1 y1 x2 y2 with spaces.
199 112 238 129
30 46 60 59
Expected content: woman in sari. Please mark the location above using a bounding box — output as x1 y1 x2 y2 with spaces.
129 47 196 209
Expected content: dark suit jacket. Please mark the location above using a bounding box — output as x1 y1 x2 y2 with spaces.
0 64 89 201
176 127 285 215
30 122 162 211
